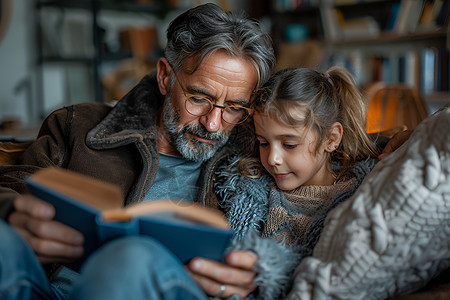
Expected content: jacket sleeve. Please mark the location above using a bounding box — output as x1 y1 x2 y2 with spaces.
230 231 302 299
0 106 74 219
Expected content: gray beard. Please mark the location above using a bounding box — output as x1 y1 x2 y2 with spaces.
162 95 230 162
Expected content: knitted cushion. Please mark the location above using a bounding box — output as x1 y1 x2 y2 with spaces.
286 105 450 300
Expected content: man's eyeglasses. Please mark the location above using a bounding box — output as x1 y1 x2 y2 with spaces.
183 92 253 125
172 71 254 124
173 73 253 125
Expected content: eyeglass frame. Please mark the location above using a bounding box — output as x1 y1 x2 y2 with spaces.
173 74 254 125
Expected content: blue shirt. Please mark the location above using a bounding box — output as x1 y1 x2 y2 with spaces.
144 153 202 202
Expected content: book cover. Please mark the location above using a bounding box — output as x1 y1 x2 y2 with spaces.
434 0 448 26
420 47 438 95
386 2 401 31
320 6 341 41
393 0 424 35
26 167 234 271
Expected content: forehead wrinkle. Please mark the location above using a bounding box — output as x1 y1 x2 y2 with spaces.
181 53 256 105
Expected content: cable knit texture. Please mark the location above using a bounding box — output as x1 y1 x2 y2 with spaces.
286 105 450 300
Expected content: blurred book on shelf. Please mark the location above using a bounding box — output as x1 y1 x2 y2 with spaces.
416 0 448 32
386 0 448 35
391 0 423 35
321 6 380 41
326 45 445 97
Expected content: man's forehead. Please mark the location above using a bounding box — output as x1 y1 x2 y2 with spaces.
183 51 258 81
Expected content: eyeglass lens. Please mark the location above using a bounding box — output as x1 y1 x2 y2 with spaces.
185 97 249 124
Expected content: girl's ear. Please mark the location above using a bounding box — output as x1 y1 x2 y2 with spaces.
156 58 172 96
325 122 343 152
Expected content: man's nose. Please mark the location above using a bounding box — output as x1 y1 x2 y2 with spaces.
200 106 222 132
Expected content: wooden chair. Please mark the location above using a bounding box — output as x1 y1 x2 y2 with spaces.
364 82 429 134
0 140 33 165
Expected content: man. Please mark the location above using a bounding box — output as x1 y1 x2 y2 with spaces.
0 3 274 299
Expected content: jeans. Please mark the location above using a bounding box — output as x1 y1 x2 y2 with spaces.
0 220 208 300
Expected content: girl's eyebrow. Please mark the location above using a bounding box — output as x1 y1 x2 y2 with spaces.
279 134 301 139
256 134 301 140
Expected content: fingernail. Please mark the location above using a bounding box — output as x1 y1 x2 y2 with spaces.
40 206 53 218
190 259 202 271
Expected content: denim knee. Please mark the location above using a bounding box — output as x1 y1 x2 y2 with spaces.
0 220 36 275
71 236 207 300
0 220 56 300
80 235 183 280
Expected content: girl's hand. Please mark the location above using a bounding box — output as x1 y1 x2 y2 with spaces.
187 250 258 298
378 129 412 160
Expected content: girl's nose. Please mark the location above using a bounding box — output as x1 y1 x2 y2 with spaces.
267 148 282 166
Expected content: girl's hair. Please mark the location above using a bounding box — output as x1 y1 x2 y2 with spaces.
244 66 379 180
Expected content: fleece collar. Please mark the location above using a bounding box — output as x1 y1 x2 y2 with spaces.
86 74 164 150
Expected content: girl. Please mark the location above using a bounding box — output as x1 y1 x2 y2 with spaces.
216 66 380 298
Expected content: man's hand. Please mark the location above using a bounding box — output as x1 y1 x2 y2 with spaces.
378 129 412 160
7 194 84 264
187 250 258 298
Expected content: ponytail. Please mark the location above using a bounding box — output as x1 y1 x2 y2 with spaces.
327 66 379 176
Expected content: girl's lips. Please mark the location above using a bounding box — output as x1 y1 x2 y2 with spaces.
273 173 289 179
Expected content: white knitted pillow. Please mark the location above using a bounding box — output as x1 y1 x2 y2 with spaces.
286 105 450 300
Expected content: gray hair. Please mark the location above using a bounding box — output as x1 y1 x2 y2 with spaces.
165 3 275 89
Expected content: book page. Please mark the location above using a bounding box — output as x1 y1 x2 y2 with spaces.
103 200 229 230
29 167 123 212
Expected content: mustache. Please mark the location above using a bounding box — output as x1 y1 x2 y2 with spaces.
183 124 227 142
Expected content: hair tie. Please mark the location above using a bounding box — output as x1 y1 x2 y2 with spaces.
323 72 330 79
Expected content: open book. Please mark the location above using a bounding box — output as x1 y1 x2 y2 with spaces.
26 167 233 270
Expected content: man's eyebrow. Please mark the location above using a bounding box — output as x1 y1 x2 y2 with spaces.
187 86 213 98
187 86 250 106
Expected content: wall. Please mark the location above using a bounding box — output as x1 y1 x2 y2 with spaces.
0 0 38 127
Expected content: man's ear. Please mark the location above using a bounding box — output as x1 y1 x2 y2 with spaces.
325 122 343 152
156 58 172 96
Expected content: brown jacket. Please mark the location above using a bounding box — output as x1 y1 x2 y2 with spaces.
0 74 255 219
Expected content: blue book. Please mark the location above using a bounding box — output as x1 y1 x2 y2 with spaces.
386 2 401 31
26 167 233 271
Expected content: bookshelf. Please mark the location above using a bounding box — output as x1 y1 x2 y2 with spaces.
322 0 449 96
269 0 449 102
34 0 169 118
